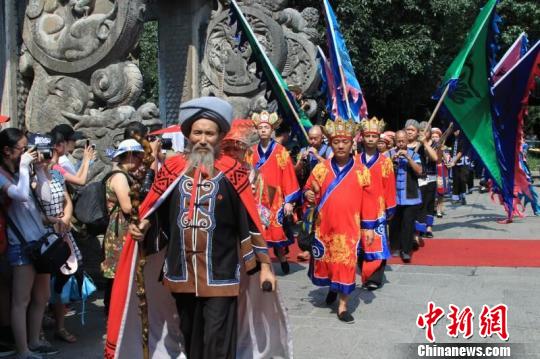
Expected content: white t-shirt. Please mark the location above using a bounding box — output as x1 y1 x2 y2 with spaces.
59 155 77 175
0 172 48 245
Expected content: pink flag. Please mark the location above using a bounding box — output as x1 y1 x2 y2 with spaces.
493 32 528 85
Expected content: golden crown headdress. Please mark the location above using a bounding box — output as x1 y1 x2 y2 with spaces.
324 117 358 139
360 116 386 134
251 111 281 128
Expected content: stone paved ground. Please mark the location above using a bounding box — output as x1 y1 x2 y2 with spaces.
44 182 540 358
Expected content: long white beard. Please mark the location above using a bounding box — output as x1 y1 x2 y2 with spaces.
186 143 219 177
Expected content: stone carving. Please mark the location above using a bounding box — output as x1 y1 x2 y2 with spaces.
91 61 143 107
25 64 92 133
200 0 320 120
202 5 286 97
282 32 318 93
19 0 160 180
277 7 320 42
23 0 145 74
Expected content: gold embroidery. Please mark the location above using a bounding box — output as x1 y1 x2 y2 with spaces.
381 157 394 178
356 167 371 187
322 233 356 267
311 163 329 186
276 148 290 170
378 196 385 218
245 151 254 166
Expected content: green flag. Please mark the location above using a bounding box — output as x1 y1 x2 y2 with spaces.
229 0 312 141
440 0 501 188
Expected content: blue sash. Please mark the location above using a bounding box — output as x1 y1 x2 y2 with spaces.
255 140 276 170
317 157 354 212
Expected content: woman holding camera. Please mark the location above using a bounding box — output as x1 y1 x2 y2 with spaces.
0 129 58 359
41 131 82 344
49 127 95 187
102 139 144 315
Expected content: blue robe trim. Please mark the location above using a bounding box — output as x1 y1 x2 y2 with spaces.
415 221 428 234
361 219 377 230
361 151 380 169
255 140 277 170
310 276 356 295
317 157 355 212
265 237 295 249
362 216 392 261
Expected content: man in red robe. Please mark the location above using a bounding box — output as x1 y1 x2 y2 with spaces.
303 117 377 323
358 117 397 290
248 111 301 274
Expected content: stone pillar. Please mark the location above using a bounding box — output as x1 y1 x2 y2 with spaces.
0 0 19 126
155 0 212 125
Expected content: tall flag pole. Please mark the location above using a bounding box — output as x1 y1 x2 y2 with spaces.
229 0 311 142
434 0 511 212
493 32 529 85
322 0 367 122
492 41 540 217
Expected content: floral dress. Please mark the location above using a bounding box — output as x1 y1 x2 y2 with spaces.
100 173 129 279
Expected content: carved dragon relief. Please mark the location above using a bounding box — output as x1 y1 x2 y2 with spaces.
201 0 320 120
20 0 160 179
23 0 145 74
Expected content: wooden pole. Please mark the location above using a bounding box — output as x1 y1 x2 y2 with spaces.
280 85 310 142
415 83 451 153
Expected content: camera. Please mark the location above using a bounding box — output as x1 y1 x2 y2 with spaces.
86 139 96 150
147 135 173 151
161 138 173 151
28 133 53 160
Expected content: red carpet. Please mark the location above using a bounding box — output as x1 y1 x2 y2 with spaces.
274 239 540 267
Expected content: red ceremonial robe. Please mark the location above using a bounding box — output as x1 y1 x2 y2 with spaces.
249 140 300 247
360 152 397 282
105 154 292 359
304 155 378 295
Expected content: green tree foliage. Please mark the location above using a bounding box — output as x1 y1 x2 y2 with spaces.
289 0 538 129
137 1 538 130
137 21 159 107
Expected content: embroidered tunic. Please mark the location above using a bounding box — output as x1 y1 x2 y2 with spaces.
160 169 271 297
304 155 378 295
360 152 397 262
248 140 300 247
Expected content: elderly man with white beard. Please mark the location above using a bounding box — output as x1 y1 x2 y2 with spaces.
105 97 281 359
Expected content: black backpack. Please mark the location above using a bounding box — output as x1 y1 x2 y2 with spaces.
73 171 131 235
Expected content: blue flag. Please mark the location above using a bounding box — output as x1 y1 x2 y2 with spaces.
322 0 367 122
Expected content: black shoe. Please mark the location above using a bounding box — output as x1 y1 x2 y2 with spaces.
325 290 338 305
280 261 290 274
461 198 467 205
436 213 443 218
365 282 379 291
337 311 355 324
400 252 411 263
425 232 434 238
